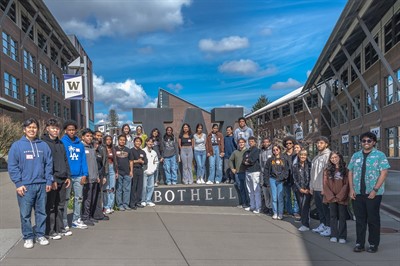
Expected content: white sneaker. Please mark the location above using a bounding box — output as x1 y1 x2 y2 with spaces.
272 214 278 219
320 227 331 237
330 237 337 242
277 215 283 220
154 182 158 187
206 181 213 185
197 179 202 184
215 181 220 184
244 207 251 211
24 239 34 249
338 238 346 244
298 226 310 232
147 202 156 207
72 219 88 229
141 202 147 207
49 233 62 240
253 210 260 214
65 226 70 231
36 237 49 246
105 208 113 214
312 223 325 233
61 229 72 236
200 178 205 184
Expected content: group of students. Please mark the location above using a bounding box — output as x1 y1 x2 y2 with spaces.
8 116 390 253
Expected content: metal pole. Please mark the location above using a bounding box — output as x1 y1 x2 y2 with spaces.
84 56 89 128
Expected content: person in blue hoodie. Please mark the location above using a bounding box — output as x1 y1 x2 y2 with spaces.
223 126 237 183
61 120 89 230
8 118 53 249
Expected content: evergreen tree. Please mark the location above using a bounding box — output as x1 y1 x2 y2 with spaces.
108 109 119 128
250 95 270 138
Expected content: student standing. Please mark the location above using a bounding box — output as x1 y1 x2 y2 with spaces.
193 123 207 184
242 136 261 213
121 124 134 149
141 138 159 206
115 135 134 211
103 135 118 214
348 132 390 253
161 127 179 185
61 120 88 230
130 137 147 209
206 124 224 184
42 118 72 240
229 138 249 208
135 126 148 148
323 151 349 244
8 118 53 248
179 123 194 185
259 137 273 215
223 126 237 183
150 128 163 186
233 117 254 148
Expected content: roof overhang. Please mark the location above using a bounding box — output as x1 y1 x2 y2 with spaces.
0 97 27 112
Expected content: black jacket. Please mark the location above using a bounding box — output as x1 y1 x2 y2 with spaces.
41 133 70 182
242 146 261 172
263 155 290 184
292 159 312 190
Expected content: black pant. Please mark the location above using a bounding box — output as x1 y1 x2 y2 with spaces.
46 181 67 235
130 168 143 208
313 191 330 226
92 182 105 219
82 183 98 221
329 202 347 239
295 190 311 228
353 194 382 247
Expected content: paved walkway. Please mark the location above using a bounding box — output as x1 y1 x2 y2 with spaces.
1 171 399 266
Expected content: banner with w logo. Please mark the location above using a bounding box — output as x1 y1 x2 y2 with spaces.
63 74 83 100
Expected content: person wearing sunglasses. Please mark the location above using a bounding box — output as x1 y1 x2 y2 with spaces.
348 132 390 253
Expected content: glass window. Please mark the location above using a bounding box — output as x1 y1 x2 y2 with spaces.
365 84 378 113
23 50 36 74
39 64 49 83
64 107 70 120
51 73 60 92
2 31 18 60
25 84 37 106
365 36 379 70
53 101 61 117
41 94 50 113
352 95 361 119
386 127 397 157
352 135 360 154
4 72 19 99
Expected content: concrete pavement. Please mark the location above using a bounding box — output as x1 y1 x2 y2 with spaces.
0 171 399 266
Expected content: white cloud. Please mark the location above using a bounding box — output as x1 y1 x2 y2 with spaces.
260 27 273 36
137 46 154 55
167 83 183 93
145 98 158 108
306 70 312 78
218 59 277 76
199 36 249 53
93 74 153 111
45 0 191 40
271 78 302 90
94 112 108 121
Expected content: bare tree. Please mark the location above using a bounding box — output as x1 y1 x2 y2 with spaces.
0 115 23 159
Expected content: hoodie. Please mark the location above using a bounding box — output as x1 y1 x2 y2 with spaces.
143 147 159 176
61 135 88 178
41 133 70 182
8 136 53 188
83 142 99 183
234 126 254 148
310 148 331 191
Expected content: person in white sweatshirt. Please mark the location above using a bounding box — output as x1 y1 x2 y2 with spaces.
141 138 159 206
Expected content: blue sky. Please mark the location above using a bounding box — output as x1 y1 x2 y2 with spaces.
45 0 347 123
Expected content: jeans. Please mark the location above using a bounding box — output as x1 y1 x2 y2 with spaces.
116 174 132 209
284 184 299 214
103 164 116 210
245 171 262 211
163 155 178 185
235 173 249 207
142 173 155 203
17 183 47 240
208 146 223 183
194 150 206 179
71 177 84 222
262 184 272 210
330 202 348 240
353 194 382 247
269 178 284 216
181 147 193 184
313 190 330 226
46 181 67 235
294 190 312 228
130 168 143 207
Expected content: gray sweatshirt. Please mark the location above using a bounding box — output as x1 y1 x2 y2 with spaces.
310 148 331 191
83 142 99 183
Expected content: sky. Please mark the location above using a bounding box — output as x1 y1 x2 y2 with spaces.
44 0 347 124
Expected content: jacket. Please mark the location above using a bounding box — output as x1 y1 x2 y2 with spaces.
264 155 290 184
310 148 331 191
228 148 247 173
161 135 179 159
206 132 224 156
259 146 273 176
323 169 349 205
143 147 159 175
242 146 261 172
61 135 88 178
292 159 312 191
41 133 71 182
223 135 237 159
96 145 107 179
8 136 53 188
83 142 99 183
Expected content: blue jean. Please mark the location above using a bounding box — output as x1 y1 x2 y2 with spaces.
235 172 249 207
17 183 47 239
103 164 116 210
269 178 284 216
208 146 222 183
116 174 132 208
245 172 262 211
194 150 206 179
142 174 155 203
181 147 193 184
71 177 84 222
163 155 178 184
284 184 299 214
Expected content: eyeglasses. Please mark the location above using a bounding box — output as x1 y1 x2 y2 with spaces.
361 139 373 143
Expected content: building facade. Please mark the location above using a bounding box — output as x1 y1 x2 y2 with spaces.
0 0 94 128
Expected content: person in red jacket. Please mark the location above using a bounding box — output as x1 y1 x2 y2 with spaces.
323 151 349 244
205 124 225 184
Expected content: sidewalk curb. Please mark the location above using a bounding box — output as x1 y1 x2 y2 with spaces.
381 203 400 222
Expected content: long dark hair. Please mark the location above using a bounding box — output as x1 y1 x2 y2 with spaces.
151 128 160 142
104 135 114 148
163 126 174 141
326 151 347 179
121 124 131 136
179 123 192 138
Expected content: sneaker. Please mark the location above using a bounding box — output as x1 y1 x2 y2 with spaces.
277 215 283 220
172 182 177 185
141 202 147 207
236 205 243 208
147 202 156 207
206 181 213 185
196 179 202 184
293 213 301 221
330 237 337 242
244 207 251 211
118 206 125 211
72 219 88 229
24 239 34 249
82 219 95 226
215 181 220 184
320 227 331 237
312 223 325 233
200 178 205 184
338 239 346 244
253 210 260 214
154 182 158 187
90 218 99 223
367 245 378 253
105 208 113 214
353 244 365 252
49 233 62 240
36 236 49 246
272 214 278 220
64 226 70 231
298 226 310 232
60 229 72 236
